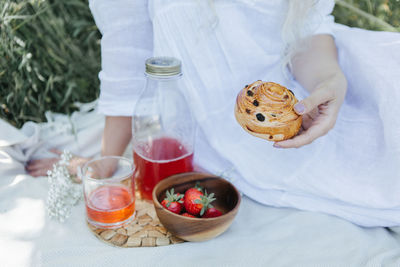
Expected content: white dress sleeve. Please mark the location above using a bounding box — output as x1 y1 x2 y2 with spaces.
308 0 335 36
89 0 153 116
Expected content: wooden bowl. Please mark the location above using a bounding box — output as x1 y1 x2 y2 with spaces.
152 172 241 242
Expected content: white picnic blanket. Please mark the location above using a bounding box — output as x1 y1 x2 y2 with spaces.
1 104 399 267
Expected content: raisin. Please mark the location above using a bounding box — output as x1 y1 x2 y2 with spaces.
283 95 289 99
245 84 249 88
247 90 254 96
253 100 259 106
271 114 276 117
256 113 265 121
245 109 251 114
269 135 273 139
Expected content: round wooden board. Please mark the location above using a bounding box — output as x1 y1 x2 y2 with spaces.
87 196 185 247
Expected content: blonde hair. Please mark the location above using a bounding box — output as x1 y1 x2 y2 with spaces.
281 0 319 74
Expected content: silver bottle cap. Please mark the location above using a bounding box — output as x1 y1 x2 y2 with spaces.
145 57 182 76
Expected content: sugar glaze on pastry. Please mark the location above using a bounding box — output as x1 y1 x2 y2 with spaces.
234 81 302 141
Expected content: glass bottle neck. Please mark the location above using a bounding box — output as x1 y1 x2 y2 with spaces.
143 73 183 96
144 72 182 81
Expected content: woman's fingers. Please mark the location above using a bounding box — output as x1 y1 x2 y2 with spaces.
26 154 90 178
294 87 333 116
301 112 317 130
26 158 58 169
275 124 327 148
68 157 90 176
277 83 343 148
26 158 59 177
276 72 347 149
49 149 63 155
25 148 63 177
275 113 335 148
26 159 47 171
28 169 50 177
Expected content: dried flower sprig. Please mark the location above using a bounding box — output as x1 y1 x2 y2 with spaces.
46 150 82 222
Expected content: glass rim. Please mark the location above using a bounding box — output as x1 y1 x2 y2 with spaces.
81 156 134 183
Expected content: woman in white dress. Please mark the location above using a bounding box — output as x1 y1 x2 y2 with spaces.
27 0 400 227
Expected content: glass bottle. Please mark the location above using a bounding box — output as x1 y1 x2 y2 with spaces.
132 57 195 200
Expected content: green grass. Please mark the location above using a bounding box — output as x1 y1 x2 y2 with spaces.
0 0 101 128
1 0 399 128
333 0 400 31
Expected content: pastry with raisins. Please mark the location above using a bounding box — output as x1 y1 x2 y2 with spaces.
234 81 302 141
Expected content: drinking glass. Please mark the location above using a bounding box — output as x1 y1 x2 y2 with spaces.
82 156 135 229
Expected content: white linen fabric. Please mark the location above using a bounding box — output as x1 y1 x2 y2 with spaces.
89 0 400 227
89 0 153 116
1 111 400 266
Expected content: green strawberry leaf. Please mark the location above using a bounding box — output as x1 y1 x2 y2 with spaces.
200 206 206 216
195 182 203 193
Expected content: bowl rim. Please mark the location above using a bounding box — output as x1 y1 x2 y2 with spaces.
152 172 241 221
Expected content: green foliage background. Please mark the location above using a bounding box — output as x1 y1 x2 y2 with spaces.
1 0 399 128
0 0 100 128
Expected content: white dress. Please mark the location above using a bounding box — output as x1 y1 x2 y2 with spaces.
89 0 400 227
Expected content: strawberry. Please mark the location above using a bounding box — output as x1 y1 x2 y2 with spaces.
161 201 183 214
203 207 223 218
161 188 184 214
184 188 216 216
181 212 196 218
183 188 203 215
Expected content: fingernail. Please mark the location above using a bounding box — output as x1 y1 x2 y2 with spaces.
273 143 282 148
294 103 305 114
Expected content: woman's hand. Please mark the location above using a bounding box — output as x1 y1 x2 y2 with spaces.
26 149 90 177
276 34 347 148
27 116 131 178
274 72 347 148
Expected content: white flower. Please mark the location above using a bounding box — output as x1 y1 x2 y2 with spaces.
46 150 82 222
